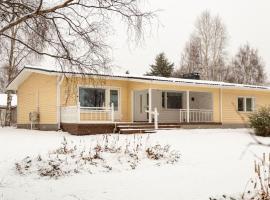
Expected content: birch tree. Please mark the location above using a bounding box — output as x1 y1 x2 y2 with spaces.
176 10 228 81
228 44 266 84
0 0 155 126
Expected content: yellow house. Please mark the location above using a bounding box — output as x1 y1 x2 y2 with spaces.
7 65 270 134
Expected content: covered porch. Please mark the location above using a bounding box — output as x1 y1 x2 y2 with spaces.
60 86 215 125
133 89 214 123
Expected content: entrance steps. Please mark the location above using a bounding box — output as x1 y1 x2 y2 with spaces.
116 123 182 134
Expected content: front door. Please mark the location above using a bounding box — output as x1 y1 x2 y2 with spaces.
134 90 148 121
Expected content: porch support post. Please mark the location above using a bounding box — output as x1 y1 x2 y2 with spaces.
148 88 152 123
186 90 190 123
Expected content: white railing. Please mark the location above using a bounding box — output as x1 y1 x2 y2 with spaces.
61 103 115 123
146 107 159 129
180 109 213 123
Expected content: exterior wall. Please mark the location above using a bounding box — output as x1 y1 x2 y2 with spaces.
222 89 270 124
17 73 270 129
17 73 57 127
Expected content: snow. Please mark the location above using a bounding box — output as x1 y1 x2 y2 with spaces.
0 127 269 200
0 94 17 107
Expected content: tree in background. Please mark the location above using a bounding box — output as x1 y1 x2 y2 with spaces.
146 53 174 77
227 44 266 85
174 35 201 77
175 10 228 81
0 8 47 125
0 0 155 126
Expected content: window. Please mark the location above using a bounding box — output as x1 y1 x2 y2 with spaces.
237 97 255 112
246 98 253 112
162 91 183 109
79 88 105 107
110 90 119 111
237 97 244 111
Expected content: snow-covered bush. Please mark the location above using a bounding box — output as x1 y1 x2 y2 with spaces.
146 144 180 164
249 106 270 137
15 135 181 179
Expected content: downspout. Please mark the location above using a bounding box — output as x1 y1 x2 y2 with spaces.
219 86 223 124
57 75 64 130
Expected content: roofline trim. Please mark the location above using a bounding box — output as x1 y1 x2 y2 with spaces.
6 65 270 91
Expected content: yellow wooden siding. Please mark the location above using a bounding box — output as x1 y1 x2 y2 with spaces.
222 89 270 124
17 73 57 124
17 73 270 125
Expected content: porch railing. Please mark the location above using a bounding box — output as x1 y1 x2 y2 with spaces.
61 103 114 123
179 109 213 123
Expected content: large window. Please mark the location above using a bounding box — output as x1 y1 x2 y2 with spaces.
237 97 255 112
162 91 183 109
79 88 105 107
110 90 119 111
79 87 119 110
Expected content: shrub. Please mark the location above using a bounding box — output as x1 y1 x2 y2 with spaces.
249 106 270 137
15 135 181 179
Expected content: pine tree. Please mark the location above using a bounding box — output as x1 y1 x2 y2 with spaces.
146 53 174 77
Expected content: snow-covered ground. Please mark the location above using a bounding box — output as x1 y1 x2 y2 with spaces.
0 127 269 200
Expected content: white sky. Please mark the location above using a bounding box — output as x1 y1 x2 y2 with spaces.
108 0 270 79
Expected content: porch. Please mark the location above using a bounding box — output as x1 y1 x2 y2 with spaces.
60 88 214 125
133 89 214 123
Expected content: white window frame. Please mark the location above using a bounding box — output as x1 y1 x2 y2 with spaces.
77 85 121 114
162 91 184 110
237 96 256 112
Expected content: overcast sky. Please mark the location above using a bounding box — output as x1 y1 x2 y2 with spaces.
108 0 270 78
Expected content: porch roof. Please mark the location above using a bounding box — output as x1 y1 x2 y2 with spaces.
6 65 270 91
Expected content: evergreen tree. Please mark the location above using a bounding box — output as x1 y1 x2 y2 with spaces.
146 53 174 77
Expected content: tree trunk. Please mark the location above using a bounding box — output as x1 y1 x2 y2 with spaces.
5 91 12 126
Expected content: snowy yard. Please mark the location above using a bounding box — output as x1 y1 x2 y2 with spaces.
0 127 269 200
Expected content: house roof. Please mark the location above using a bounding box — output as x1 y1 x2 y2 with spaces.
0 94 17 107
6 65 270 91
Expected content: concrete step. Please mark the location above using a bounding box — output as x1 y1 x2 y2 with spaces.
117 124 182 129
119 128 156 134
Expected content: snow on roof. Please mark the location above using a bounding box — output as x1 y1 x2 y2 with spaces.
7 65 270 91
0 94 17 107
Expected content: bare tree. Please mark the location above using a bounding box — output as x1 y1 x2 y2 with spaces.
227 43 266 85
0 4 48 125
176 10 228 81
0 0 154 72
173 35 201 77
0 0 155 125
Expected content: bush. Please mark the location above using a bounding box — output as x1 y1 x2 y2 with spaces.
249 106 270 137
15 135 181 179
